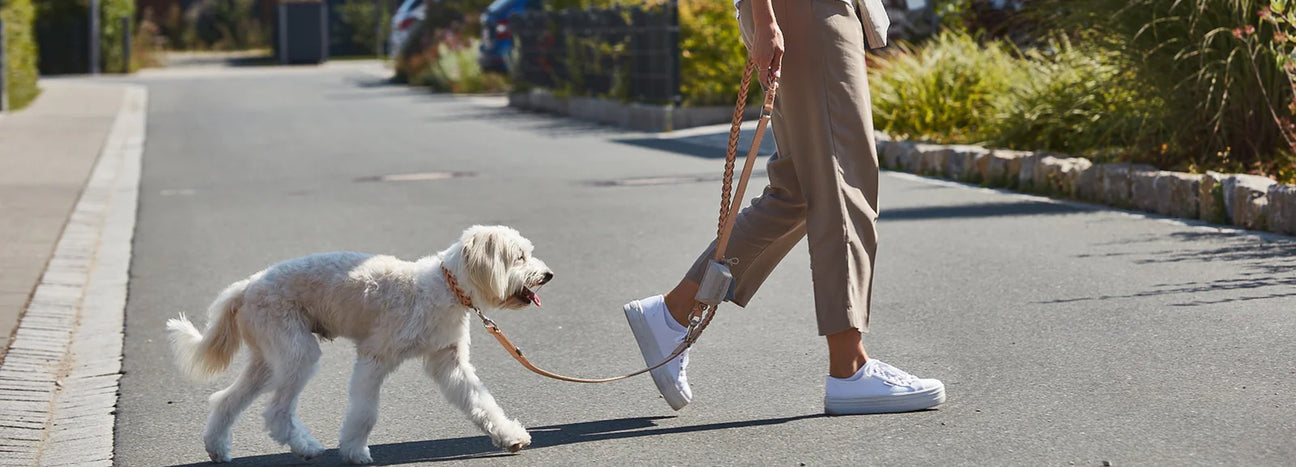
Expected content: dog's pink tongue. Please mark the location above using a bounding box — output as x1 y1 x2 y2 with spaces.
530 292 542 307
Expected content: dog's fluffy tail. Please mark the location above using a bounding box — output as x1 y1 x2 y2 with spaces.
166 279 249 381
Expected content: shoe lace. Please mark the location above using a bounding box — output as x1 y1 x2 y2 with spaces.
870 361 917 387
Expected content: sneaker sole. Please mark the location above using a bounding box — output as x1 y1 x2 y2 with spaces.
623 302 690 411
824 385 946 415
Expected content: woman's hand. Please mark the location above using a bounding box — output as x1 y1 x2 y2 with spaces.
748 1 783 89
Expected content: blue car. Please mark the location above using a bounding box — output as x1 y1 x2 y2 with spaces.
478 0 542 73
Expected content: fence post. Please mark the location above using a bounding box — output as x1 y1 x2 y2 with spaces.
374 0 383 57
90 0 100 74
669 0 680 106
121 15 131 73
1 18 7 112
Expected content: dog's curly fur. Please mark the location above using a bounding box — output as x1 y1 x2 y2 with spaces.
166 225 551 464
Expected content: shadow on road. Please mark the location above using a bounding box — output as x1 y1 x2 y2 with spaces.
584 170 769 187
614 128 778 160
880 201 1093 221
162 414 823 466
1045 230 1296 306
424 108 631 138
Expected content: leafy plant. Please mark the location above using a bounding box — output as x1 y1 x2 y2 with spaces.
1 0 40 109
132 8 167 70
337 0 389 55
1030 0 1295 178
398 20 509 93
100 0 135 72
172 0 267 50
990 37 1170 160
679 0 751 106
869 31 1026 143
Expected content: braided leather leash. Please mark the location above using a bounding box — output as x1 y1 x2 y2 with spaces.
452 61 777 383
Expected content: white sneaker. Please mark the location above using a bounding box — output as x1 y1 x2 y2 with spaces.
824 359 946 415
623 295 692 410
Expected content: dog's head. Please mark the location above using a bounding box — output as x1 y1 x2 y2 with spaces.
447 225 552 310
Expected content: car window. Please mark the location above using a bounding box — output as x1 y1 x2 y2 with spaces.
485 0 512 13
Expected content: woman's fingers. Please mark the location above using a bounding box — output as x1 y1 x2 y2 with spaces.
759 51 782 88
751 22 784 89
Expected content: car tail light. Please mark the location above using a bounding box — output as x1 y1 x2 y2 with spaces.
398 17 416 31
494 20 510 40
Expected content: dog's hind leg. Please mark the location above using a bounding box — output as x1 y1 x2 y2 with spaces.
423 345 532 452
262 324 326 460
203 354 271 463
338 355 397 464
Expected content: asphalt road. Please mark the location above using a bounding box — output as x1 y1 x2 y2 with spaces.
114 64 1296 466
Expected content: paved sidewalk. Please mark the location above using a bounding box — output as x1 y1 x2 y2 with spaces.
0 81 127 356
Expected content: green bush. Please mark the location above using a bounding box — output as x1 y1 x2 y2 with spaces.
392 3 470 82
194 0 266 50
679 0 750 106
101 0 135 73
989 38 1170 160
870 31 1176 163
396 19 509 93
1030 0 1296 179
337 0 388 55
150 0 266 51
409 40 509 93
2 0 40 109
132 9 166 70
869 31 1026 143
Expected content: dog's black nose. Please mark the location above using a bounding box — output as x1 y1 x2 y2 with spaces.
540 272 554 285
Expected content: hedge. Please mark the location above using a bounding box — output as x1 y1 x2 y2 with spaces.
679 0 751 107
2 0 40 110
101 0 135 73
35 0 135 74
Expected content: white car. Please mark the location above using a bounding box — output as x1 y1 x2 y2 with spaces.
388 0 427 59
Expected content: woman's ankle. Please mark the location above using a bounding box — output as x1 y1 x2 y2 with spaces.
663 280 700 327
826 328 869 378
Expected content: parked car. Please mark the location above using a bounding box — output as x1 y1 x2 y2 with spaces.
389 0 428 59
478 0 542 73
882 0 940 44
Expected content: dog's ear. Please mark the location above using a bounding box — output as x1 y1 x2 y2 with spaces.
461 226 510 303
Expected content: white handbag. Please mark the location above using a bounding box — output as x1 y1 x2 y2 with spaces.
857 0 892 49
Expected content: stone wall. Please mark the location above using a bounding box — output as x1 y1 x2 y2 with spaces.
876 137 1296 236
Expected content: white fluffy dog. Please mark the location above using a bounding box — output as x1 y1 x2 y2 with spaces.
166 225 551 464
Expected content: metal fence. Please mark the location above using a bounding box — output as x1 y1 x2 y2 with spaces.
512 2 680 105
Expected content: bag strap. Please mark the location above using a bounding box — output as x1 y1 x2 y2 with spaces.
475 60 776 383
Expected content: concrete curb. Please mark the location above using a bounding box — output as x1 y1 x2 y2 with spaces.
0 85 145 465
877 137 1296 237
508 89 761 132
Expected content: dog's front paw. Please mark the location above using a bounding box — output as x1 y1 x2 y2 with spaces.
206 449 232 463
205 433 232 463
291 437 327 461
492 423 531 453
340 445 373 465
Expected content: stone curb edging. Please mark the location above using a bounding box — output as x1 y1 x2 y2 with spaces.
0 85 146 466
508 89 762 132
875 134 1296 236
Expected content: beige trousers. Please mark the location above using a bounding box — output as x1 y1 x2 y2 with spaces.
685 0 881 336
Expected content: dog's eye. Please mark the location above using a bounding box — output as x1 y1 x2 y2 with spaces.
516 255 525 263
